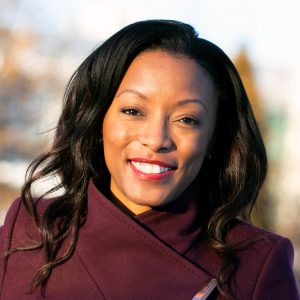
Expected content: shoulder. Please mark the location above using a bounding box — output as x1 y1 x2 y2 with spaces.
0 198 27 289
0 197 50 296
228 219 284 245
0 197 54 288
228 220 294 275
0 198 23 251
228 220 299 299
0 197 53 251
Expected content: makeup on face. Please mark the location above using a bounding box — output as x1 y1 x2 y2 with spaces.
102 50 217 215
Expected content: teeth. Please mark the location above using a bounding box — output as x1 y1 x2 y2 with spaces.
131 161 172 174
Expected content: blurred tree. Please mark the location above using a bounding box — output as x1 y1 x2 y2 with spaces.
0 28 39 159
234 47 273 230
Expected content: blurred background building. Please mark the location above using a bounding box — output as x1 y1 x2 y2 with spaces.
1 0 300 285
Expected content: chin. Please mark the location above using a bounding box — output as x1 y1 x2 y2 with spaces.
133 194 172 208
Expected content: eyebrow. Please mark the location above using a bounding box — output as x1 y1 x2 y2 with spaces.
116 89 209 113
116 89 147 99
176 98 208 113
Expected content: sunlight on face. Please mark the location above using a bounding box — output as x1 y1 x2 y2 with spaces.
102 50 217 214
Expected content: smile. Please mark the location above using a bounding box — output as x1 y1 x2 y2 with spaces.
131 161 172 174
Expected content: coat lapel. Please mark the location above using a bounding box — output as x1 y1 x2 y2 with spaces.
76 180 216 299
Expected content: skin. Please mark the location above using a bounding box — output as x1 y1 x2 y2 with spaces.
102 50 217 215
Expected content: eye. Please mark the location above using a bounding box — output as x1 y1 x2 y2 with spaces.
179 117 199 126
120 107 141 116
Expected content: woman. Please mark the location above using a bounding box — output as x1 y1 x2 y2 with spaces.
0 20 299 299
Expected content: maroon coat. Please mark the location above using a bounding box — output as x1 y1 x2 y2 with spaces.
0 180 299 299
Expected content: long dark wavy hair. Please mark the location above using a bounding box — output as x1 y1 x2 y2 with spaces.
10 20 267 298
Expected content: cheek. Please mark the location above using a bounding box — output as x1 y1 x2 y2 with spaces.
103 112 122 144
178 133 210 162
102 115 133 161
176 132 212 179
104 126 126 145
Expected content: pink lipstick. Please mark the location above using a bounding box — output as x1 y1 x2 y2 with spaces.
129 158 176 180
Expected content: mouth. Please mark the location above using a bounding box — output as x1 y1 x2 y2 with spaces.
129 158 176 177
131 161 172 174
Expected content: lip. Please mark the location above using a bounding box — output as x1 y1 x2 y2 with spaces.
129 158 176 168
128 158 176 180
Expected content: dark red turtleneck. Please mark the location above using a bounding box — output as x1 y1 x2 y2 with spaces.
0 179 299 299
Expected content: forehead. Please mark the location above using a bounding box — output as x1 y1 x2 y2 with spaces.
126 50 208 78
118 50 216 99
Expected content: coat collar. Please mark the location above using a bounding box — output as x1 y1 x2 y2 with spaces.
134 176 209 255
75 179 216 299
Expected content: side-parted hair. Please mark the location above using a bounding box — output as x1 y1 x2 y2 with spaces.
14 20 267 298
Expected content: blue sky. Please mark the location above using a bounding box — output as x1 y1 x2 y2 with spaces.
2 0 300 109
4 0 300 68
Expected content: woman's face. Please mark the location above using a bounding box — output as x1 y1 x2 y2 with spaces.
103 50 217 214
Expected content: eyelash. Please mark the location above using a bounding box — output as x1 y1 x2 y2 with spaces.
120 108 200 126
178 117 200 126
120 107 142 116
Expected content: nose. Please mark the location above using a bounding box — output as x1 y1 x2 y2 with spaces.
138 117 174 152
